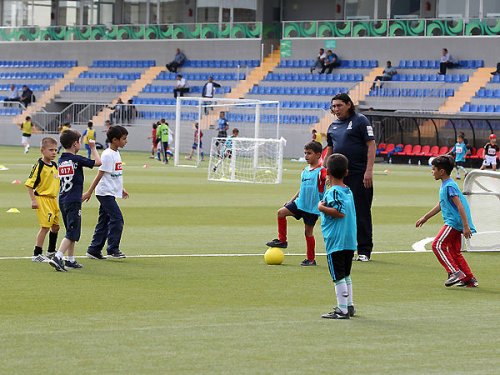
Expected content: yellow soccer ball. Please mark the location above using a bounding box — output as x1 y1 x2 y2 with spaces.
264 247 284 265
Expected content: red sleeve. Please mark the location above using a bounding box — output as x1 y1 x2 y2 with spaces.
318 167 327 193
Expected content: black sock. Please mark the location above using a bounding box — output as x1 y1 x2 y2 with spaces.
48 231 58 253
34 246 43 256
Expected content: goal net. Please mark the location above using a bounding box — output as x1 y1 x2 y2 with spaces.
174 97 280 167
463 170 500 251
208 137 286 184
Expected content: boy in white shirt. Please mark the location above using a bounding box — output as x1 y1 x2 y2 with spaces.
83 125 129 259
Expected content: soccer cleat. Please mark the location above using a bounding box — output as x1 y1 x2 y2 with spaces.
48 257 67 272
300 259 317 266
356 255 370 262
64 260 83 269
32 254 49 263
348 305 356 317
108 251 126 259
86 252 106 260
322 307 350 319
445 270 466 287
457 277 478 288
266 239 288 249
46 252 56 260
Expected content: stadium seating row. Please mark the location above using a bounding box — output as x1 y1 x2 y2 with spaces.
183 60 260 68
392 73 468 82
91 60 156 68
491 75 500 83
475 88 500 98
378 143 496 159
142 85 232 94
250 86 348 96
369 88 454 97
0 72 65 80
0 60 78 68
0 107 23 116
156 72 245 81
281 101 330 110
398 60 484 69
461 103 500 112
279 60 378 68
0 84 49 91
64 84 128 92
264 73 363 82
79 72 142 80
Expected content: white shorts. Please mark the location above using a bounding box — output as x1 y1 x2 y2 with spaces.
21 136 30 145
483 155 497 166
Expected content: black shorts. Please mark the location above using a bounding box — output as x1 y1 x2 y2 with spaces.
217 131 227 138
284 200 319 226
60 201 82 242
326 250 355 281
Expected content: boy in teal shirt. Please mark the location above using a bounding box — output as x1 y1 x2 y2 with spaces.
448 134 468 180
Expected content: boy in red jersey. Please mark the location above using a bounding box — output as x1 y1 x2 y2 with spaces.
266 141 327 266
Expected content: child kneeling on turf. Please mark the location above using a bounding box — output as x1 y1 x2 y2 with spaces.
266 141 326 266
319 154 357 319
416 155 478 288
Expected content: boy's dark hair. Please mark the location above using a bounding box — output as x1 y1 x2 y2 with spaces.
232 128 239 135
26 116 31 120
107 125 128 143
457 134 464 140
60 130 81 149
87 121 93 128
432 155 454 175
152 123 157 129
326 153 348 179
331 93 356 115
304 141 322 154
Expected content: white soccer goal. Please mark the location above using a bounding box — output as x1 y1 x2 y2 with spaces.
174 97 280 168
208 136 286 184
463 170 500 252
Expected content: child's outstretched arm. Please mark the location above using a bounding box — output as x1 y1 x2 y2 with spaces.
82 170 105 202
451 196 472 238
318 201 344 218
416 202 440 227
88 140 102 167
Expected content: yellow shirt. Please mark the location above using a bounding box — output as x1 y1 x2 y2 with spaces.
314 132 323 145
21 121 32 135
59 125 70 134
83 128 95 144
25 159 60 198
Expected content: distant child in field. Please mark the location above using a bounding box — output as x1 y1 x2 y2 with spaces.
480 134 498 171
312 129 323 146
20 116 32 154
212 128 238 172
448 134 468 180
416 155 478 288
83 125 129 259
81 121 96 159
148 122 159 159
156 119 170 164
215 111 229 151
319 153 357 319
25 137 60 262
48 130 102 272
57 122 71 153
266 141 327 266
186 122 204 161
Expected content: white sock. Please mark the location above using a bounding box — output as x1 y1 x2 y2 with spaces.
55 251 64 259
345 275 353 306
68 256 75 262
334 278 348 314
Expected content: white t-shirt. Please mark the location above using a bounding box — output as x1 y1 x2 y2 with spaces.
205 82 214 97
96 148 123 198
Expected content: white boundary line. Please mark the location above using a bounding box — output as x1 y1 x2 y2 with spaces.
0 250 429 261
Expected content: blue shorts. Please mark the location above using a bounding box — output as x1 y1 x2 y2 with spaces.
192 142 202 150
60 201 82 242
284 200 319 226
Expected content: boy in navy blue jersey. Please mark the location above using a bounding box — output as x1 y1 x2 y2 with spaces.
267 141 327 266
319 154 357 319
49 130 101 272
416 155 478 287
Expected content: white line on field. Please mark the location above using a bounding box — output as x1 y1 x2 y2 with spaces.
412 237 434 252
0 250 429 261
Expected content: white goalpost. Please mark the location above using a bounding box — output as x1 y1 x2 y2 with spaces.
462 170 500 252
174 97 281 169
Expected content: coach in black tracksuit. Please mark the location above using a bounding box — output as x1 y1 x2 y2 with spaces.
324 93 376 261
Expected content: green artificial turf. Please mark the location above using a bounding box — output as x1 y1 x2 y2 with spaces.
0 145 498 374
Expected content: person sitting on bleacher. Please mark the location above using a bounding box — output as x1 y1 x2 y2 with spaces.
320 50 340 74
4 84 20 104
166 48 186 73
173 74 189 99
20 85 34 108
371 61 397 90
439 48 456 75
310 48 327 74
491 62 500 76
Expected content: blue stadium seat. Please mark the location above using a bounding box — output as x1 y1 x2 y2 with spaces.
461 104 470 112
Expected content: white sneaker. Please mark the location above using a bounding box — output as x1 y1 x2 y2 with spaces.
24 146 29 154
32 254 49 263
356 255 370 262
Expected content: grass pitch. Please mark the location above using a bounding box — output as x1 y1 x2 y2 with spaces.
0 145 499 374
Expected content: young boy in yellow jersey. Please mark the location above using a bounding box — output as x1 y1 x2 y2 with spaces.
81 121 96 158
25 137 60 262
20 116 32 154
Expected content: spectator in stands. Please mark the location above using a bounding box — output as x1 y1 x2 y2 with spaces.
439 48 455 75
371 61 397 90
321 50 340 74
491 62 500 76
109 98 125 124
324 93 376 262
20 85 34 108
166 48 186 73
124 99 137 124
201 76 221 114
310 48 327 74
173 74 189 99
5 84 20 103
